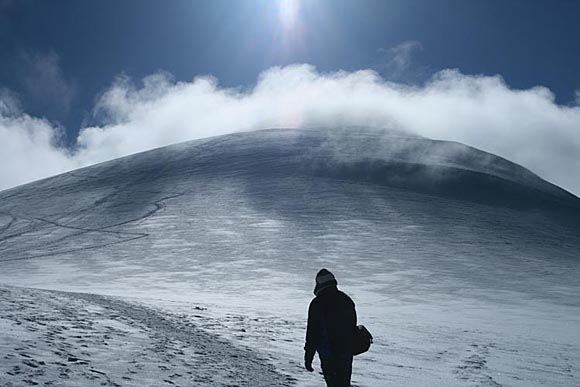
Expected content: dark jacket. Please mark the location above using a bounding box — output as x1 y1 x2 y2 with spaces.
305 286 357 361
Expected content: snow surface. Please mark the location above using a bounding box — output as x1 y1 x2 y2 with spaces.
1 128 579 386
0 285 292 386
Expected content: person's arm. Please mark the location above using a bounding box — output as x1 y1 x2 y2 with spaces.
304 301 319 371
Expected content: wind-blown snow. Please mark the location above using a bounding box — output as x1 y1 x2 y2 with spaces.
1 128 579 386
2 65 580 197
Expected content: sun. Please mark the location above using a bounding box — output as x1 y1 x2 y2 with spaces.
278 0 301 30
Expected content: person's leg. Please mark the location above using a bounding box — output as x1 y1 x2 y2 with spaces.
321 355 353 387
320 358 339 387
342 355 353 386
332 354 353 387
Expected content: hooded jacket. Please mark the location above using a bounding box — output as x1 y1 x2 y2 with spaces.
304 285 357 361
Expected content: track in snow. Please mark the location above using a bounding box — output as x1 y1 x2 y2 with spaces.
0 188 186 262
0 285 296 387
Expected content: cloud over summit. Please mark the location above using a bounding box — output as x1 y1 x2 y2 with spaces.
1 64 580 196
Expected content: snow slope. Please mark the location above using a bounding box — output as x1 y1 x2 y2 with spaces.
1 128 579 386
0 285 292 387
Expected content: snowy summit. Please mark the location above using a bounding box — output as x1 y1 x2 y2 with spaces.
1 127 579 386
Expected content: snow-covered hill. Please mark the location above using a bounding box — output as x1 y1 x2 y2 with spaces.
1 128 579 386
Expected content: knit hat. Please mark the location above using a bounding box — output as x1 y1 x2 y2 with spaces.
314 268 338 295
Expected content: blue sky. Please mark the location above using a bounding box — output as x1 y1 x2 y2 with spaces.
2 0 579 139
1 0 580 194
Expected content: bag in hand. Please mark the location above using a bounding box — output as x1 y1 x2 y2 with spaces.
352 325 373 356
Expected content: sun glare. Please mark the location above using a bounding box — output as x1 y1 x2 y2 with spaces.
279 0 300 30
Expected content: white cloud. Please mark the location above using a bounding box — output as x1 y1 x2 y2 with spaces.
1 64 580 197
0 97 77 189
0 89 20 115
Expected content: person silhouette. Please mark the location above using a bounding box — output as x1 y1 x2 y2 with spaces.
304 269 357 387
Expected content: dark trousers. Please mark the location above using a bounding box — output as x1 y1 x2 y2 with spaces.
320 354 353 387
